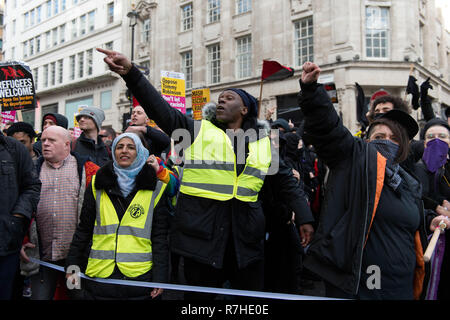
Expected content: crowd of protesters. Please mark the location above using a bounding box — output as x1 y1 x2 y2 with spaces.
0 48 449 301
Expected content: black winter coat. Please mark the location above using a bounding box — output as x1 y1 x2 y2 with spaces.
73 133 111 167
299 80 430 297
122 66 314 270
0 134 41 256
415 160 450 210
65 161 170 299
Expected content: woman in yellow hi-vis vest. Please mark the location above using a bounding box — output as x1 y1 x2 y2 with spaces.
65 132 178 300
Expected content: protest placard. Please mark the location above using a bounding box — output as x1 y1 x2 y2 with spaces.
161 70 186 114
191 88 210 120
0 62 36 112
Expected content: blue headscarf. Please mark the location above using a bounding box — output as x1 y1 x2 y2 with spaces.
112 132 149 198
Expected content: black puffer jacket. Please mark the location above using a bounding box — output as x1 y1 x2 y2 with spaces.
65 161 170 299
0 133 41 256
122 66 313 270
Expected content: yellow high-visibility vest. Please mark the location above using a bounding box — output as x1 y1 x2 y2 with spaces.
85 175 167 278
180 120 272 202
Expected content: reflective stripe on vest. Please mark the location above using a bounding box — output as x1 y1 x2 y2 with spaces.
85 175 166 278
180 120 271 202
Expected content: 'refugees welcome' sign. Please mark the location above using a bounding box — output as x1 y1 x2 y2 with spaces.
0 61 36 112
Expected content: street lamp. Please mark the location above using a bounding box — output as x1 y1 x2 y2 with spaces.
125 4 139 127
127 5 138 62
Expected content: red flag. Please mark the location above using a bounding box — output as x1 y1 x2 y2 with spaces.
261 60 294 81
132 96 140 107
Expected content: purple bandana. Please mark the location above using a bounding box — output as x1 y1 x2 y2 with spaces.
422 138 449 173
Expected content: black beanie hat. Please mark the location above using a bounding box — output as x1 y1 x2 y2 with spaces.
420 118 450 140
224 88 258 118
6 121 37 139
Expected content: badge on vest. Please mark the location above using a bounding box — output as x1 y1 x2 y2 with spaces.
129 204 145 219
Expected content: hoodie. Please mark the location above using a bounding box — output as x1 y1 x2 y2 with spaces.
34 113 70 153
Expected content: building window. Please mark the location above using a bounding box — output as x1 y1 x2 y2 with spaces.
100 90 112 110
37 6 42 23
419 21 424 62
181 51 193 89
50 62 56 86
78 52 84 78
43 64 49 88
46 31 51 49
30 9 35 26
107 2 114 24
52 28 58 46
141 18 151 43
71 19 77 39
36 36 41 53
365 6 389 58
29 38 34 56
46 0 52 19
294 16 314 66
105 42 113 70
207 43 220 84
207 0 220 24
23 41 28 58
60 24 66 43
11 47 15 60
33 68 38 90
58 59 63 84
88 10 95 32
236 35 252 79
105 41 113 50
53 0 59 15
236 0 251 14
61 0 66 11
80 14 86 35
69 55 75 80
12 19 16 36
181 3 193 31
24 12 29 29
86 49 93 76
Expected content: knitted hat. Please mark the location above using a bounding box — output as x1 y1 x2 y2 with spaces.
224 88 258 118
76 106 105 130
370 89 389 102
6 121 37 139
271 118 291 132
420 118 450 140
43 114 57 124
42 113 69 130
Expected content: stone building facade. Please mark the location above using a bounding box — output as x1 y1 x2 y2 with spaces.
2 0 450 134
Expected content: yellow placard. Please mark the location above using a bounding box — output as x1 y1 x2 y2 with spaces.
191 88 210 120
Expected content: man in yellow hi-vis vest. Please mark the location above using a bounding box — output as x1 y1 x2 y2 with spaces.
98 48 314 299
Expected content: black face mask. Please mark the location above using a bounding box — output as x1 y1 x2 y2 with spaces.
369 139 402 190
368 139 399 164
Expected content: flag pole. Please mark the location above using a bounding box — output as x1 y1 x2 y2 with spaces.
258 78 263 119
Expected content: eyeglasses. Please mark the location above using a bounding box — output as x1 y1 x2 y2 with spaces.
425 133 450 140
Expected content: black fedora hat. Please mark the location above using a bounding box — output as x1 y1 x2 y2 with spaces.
370 109 418 140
